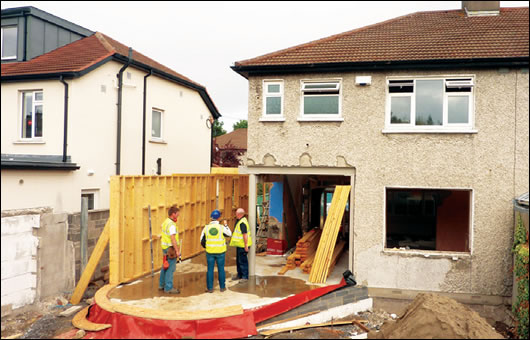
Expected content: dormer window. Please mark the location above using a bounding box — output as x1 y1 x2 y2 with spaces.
1 25 17 60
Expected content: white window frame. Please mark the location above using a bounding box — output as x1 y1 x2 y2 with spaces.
261 80 285 121
384 76 476 133
20 90 44 140
81 189 99 211
151 108 164 142
1 25 17 60
382 186 474 257
299 79 343 122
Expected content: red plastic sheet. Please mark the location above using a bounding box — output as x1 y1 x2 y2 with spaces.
82 278 346 339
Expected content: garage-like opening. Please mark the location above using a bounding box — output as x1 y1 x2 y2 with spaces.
385 188 471 252
254 174 352 282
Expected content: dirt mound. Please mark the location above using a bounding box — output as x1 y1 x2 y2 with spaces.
370 293 503 339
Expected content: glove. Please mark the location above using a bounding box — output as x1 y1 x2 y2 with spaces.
163 255 169 270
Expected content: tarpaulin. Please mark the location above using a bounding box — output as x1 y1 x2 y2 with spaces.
82 278 346 339
252 277 346 324
85 304 257 339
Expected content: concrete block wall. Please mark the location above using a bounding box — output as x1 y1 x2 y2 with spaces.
256 285 368 326
68 209 109 283
1 214 40 311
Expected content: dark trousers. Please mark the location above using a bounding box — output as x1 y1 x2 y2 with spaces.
236 247 249 279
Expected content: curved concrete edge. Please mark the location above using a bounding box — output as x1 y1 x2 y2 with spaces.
94 284 244 320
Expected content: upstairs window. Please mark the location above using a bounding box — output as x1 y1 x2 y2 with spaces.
151 109 163 140
21 91 43 139
263 80 283 117
301 81 341 119
386 77 474 132
1 26 17 60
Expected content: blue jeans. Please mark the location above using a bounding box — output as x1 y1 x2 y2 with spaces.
236 247 249 280
206 252 226 290
159 248 177 292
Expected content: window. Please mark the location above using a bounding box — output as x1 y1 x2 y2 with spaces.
385 77 474 132
21 91 43 139
385 188 471 252
81 190 99 210
300 80 342 120
262 80 283 118
151 109 163 139
1 26 17 60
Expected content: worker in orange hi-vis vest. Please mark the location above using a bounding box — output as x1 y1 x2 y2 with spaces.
159 205 181 294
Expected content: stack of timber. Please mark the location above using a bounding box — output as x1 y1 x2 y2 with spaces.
308 185 350 284
278 228 321 275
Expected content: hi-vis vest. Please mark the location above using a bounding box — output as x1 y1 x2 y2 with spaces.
205 222 227 254
229 217 252 248
161 218 179 250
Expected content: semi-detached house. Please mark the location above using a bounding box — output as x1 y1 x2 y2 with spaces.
232 1 529 305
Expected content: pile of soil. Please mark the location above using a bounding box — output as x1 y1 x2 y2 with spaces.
370 293 503 339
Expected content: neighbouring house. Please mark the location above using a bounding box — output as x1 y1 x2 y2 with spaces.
1 6 220 313
232 0 529 313
213 127 247 167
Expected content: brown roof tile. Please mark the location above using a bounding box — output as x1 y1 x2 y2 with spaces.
214 128 247 150
235 7 529 67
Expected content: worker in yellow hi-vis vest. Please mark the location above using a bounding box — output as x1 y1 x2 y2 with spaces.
200 209 232 293
229 208 252 282
159 205 181 294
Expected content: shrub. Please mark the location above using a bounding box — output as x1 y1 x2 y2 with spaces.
512 214 529 339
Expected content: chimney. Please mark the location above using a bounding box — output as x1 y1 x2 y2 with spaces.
462 1 500 16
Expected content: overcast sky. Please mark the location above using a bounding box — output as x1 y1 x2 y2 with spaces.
2 1 528 131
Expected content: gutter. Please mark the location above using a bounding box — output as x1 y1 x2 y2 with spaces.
116 47 133 175
23 8 29 61
231 57 529 78
59 76 69 162
142 69 152 175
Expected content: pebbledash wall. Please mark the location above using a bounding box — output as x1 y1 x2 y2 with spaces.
245 68 529 298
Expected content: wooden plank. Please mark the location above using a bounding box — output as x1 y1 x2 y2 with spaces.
259 320 355 336
109 177 120 285
72 306 112 331
353 320 370 333
257 311 320 330
70 221 110 304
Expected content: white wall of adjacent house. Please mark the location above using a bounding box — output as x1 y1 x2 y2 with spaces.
1 60 212 213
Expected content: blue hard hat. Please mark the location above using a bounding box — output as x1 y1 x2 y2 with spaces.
211 209 221 219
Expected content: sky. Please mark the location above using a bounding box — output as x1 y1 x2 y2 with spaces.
2 1 528 132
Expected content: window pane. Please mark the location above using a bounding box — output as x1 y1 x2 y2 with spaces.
416 80 443 126
304 83 337 89
304 96 339 114
82 194 95 210
267 84 280 93
2 26 17 58
448 96 469 124
266 97 281 114
22 93 32 138
35 92 43 101
35 105 43 137
152 110 161 138
390 97 411 124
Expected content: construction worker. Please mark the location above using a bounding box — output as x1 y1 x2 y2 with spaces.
159 205 181 294
200 209 231 293
230 208 252 282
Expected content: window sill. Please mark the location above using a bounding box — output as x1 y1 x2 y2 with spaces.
13 139 46 144
298 116 344 122
382 248 471 259
259 117 286 122
1 56 17 61
382 128 478 134
149 139 167 144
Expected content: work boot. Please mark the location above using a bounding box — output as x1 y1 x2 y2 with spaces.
158 286 164 291
205 288 213 293
231 274 241 281
220 288 226 292
165 288 180 294
239 278 248 283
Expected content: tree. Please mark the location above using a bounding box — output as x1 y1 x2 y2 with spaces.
212 120 226 137
232 119 248 130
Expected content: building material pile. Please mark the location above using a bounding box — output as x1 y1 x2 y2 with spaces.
309 185 350 283
304 240 345 276
278 228 322 275
369 293 503 339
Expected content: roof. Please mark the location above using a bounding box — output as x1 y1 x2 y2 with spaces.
214 128 247 150
233 7 529 75
1 6 93 37
1 32 220 118
1 154 79 170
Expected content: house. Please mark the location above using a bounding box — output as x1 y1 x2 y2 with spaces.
232 0 529 308
1 6 220 312
213 128 247 167
1 6 93 63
